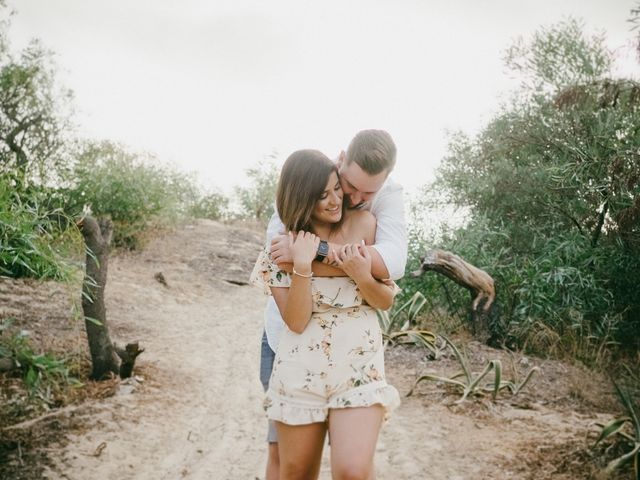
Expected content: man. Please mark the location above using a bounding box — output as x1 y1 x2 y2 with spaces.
259 129 407 480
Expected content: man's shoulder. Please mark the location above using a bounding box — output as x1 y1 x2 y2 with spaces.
380 175 403 194
368 176 403 209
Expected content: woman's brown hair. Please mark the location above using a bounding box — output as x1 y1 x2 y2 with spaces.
276 149 344 233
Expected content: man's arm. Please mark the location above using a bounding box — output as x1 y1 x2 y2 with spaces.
265 209 284 246
276 261 346 277
367 179 408 280
274 233 394 280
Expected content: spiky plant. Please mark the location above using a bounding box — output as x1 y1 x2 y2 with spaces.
408 335 538 403
594 383 640 479
376 291 440 357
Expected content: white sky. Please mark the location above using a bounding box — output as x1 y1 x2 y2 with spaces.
8 0 640 196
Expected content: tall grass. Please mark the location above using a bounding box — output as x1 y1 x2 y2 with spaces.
0 178 75 279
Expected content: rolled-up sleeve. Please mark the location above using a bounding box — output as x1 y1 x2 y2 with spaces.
265 205 284 246
369 180 408 280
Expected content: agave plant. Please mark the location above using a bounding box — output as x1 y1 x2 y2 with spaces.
594 383 640 479
376 291 441 358
377 291 427 333
407 335 539 403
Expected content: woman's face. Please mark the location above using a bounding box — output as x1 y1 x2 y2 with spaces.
312 170 343 225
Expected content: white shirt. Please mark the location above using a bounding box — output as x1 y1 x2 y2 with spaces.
263 176 408 351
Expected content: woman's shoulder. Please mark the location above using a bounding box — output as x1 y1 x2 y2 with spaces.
342 209 376 243
345 208 376 227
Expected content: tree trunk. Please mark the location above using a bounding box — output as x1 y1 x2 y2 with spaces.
78 215 120 380
411 249 498 344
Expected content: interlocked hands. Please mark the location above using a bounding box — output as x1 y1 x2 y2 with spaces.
333 241 372 283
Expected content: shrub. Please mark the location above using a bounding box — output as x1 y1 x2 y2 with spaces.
63 141 199 249
0 320 80 406
190 190 230 220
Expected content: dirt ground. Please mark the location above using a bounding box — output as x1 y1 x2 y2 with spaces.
0 219 634 479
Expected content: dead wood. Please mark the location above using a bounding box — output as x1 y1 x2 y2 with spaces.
115 342 145 379
0 357 15 373
153 272 168 287
1 403 106 432
412 249 498 344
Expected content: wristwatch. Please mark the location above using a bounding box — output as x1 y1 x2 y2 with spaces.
315 240 329 263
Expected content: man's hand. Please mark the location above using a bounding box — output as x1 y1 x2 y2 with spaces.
334 242 373 284
270 232 294 268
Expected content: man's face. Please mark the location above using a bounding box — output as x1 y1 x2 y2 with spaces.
337 152 389 209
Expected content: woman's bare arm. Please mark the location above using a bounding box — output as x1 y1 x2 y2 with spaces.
269 231 319 334
270 280 313 334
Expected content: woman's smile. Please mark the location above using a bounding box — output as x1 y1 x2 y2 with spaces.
313 171 344 224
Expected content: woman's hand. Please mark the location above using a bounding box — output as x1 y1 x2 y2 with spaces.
290 231 320 274
334 241 373 283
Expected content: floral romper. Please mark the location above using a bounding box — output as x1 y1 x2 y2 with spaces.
250 249 400 425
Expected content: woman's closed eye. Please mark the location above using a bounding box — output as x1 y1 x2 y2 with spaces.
321 182 342 200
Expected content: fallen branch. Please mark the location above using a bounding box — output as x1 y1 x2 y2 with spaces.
1 403 106 432
412 249 498 344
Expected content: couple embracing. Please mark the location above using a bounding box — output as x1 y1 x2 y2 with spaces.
250 129 407 480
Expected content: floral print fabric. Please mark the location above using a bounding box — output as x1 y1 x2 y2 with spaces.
250 249 401 425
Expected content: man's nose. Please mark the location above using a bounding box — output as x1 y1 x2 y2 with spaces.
349 192 362 206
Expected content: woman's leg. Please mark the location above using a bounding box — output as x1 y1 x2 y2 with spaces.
328 405 384 480
275 421 327 480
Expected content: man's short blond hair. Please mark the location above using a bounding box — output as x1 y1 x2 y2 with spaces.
345 129 397 175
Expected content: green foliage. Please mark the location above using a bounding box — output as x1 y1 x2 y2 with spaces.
376 292 441 358
233 157 279 224
0 28 73 191
594 383 640 478
63 140 199 248
406 18 640 359
408 335 539 403
504 18 612 91
0 321 80 405
0 7 80 278
0 177 74 279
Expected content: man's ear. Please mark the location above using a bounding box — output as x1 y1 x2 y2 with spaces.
337 150 346 168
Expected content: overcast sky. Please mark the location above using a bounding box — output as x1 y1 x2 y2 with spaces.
8 0 639 195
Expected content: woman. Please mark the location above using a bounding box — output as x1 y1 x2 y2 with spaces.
251 149 400 480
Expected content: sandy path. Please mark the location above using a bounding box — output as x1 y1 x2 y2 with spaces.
42 220 607 480
45 221 267 479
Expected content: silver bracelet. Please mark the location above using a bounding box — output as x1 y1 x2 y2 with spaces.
292 267 313 278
